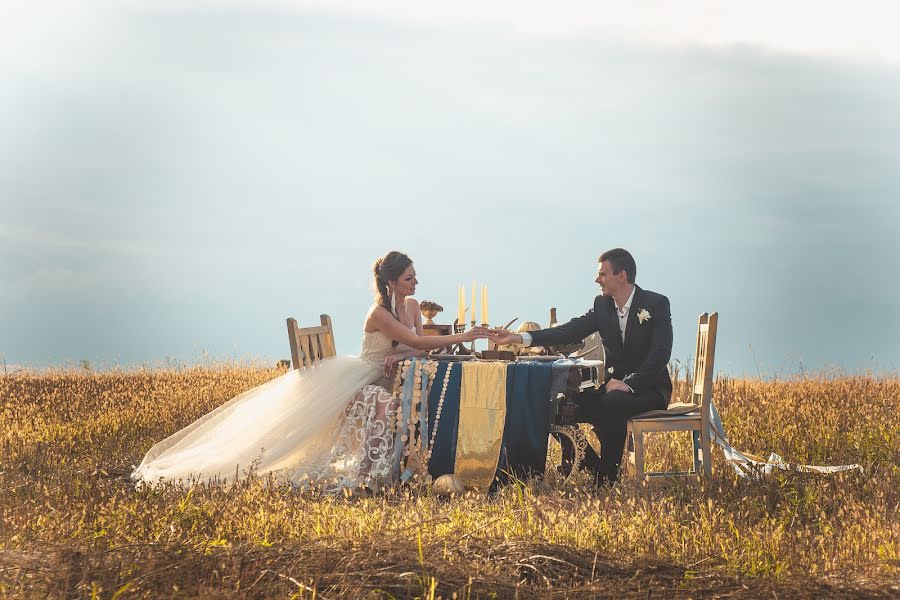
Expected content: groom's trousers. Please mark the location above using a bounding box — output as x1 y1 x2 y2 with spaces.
564 387 668 482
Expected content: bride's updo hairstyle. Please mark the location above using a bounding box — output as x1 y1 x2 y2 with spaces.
373 251 412 317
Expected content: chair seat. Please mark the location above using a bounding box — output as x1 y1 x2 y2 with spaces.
630 417 701 435
630 402 699 420
637 414 700 423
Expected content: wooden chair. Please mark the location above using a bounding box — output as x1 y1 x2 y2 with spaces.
286 314 336 369
623 312 718 480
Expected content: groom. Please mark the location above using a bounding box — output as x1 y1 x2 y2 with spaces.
488 248 673 484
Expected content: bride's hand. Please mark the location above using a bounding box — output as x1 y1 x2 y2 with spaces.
487 329 523 346
383 353 406 379
459 326 491 342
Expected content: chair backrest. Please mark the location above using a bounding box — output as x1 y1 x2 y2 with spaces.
286 314 336 369
691 312 718 430
581 331 605 361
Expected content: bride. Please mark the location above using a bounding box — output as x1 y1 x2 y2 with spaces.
132 251 488 490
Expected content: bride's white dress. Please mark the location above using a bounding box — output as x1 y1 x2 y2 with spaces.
132 329 404 490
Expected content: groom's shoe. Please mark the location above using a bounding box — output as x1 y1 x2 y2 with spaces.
581 453 602 473
591 473 616 491
590 467 619 491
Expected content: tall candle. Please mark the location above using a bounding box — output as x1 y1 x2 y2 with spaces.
485 285 489 325
471 281 477 324
457 285 464 326
481 285 487 324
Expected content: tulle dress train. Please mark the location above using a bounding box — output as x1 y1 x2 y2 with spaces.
132 330 402 490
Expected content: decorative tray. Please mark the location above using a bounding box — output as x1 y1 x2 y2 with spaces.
477 350 517 361
429 354 476 361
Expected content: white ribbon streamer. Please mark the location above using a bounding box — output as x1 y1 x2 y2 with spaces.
708 400 862 478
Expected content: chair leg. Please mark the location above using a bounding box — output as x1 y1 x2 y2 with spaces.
622 421 634 477
571 434 582 476
692 429 701 474
633 426 645 481
700 428 712 478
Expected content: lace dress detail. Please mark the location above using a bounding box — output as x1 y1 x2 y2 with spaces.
293 330 404 491
296 383 398 490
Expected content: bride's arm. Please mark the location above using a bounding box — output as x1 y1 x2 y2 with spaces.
382 348 420 378
369 305 487 350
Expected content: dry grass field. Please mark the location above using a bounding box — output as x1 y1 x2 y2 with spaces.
1 365 898 598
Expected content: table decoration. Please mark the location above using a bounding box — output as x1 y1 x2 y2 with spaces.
477 350 517 361
454 361 507 491
422 362 453 480
419 300 443 325
432 474 464 496
428 353 476 361
392 358 438 482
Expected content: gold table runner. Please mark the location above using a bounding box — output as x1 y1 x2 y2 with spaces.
453 361 507 491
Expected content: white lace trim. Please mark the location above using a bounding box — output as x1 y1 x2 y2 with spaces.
291 383 400 491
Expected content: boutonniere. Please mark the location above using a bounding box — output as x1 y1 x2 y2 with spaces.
637 308 651 324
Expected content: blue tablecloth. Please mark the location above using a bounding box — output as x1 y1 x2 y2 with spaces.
425 360 555 486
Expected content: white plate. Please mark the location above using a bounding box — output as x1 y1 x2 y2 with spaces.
513 355 563 362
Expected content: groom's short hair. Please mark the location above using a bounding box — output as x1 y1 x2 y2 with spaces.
599 248 636 283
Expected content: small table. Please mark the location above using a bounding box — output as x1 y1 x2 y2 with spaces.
394 357 603 490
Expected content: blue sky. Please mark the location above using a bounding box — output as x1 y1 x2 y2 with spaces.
2 1 899 375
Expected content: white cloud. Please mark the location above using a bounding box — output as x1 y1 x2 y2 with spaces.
289 0 900 64
5 1 900 65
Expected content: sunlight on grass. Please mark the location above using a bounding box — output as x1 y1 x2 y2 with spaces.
0 366 897 597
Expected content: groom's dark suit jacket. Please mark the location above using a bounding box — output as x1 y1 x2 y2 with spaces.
529 285 673 404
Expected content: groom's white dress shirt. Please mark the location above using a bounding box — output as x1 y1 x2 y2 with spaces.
615 286 636 343
519 286 635 393
519 287 635 346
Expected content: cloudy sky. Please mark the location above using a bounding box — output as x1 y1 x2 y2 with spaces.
2 1 899 375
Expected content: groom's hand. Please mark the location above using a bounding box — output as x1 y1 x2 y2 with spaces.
605 378 633 393
487 330 523 346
